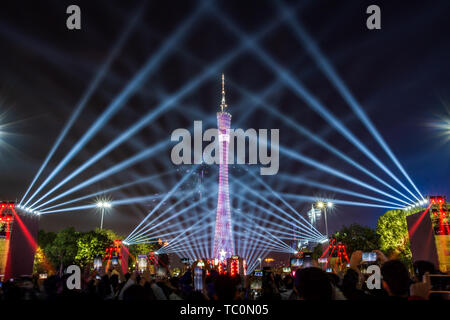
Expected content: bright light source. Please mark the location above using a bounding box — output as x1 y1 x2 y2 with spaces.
96 200 112 209
316 201 324 208
327 202 333 208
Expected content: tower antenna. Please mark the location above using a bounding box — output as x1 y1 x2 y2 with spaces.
220 73 227 112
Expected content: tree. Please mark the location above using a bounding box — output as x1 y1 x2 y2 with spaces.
333 224 379 256
376 208 422 266
312 243 323 260
94 228 122 242
74 230 112 267
128 242 159 258
37 229 57 248
36 228 124 271
44 227 79 269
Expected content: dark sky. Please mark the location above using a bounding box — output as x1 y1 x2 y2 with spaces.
0 0 449 240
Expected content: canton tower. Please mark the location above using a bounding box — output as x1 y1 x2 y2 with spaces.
213 74 235 261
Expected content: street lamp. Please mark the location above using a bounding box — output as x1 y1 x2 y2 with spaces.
96 200 112 229
316 201 333 239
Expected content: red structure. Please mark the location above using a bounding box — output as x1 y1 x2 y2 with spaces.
0 202 39 280
226 255 246 276
321 239 349 271
103 240 128 274
406 196 450 272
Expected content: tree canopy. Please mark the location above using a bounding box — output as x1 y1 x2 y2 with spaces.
333 223 380 256
36 227 122 270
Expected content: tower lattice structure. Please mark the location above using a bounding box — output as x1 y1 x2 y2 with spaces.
213 74 235 260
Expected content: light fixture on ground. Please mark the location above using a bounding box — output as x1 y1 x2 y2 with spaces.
96 200 112 229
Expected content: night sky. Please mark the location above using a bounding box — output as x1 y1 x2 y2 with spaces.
0 0 449 240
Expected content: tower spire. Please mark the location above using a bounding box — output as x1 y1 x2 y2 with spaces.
220 73 227 112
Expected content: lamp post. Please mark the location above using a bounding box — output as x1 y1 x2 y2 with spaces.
316 201 333 239
96 201 112 229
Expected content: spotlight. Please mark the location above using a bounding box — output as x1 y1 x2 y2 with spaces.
327 202 333 208
316 201 324 208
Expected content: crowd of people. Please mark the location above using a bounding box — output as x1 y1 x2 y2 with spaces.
0 250 447 301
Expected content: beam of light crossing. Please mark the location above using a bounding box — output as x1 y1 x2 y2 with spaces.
30 22 271 209
157 217 214 252
38 171 175 212
33 140 169 210
266 192 402 210
20 6 144 206
125 167 197 242
235 83 416 204
236 211 324 242
215 10 421 203
276 174 406 207
235 174 323 238
236 215 300 251
276 1 424 200
234 192 323 239
28 1 304 212
126 11 309 241
128 195 213 243
22 4 205 207
38 193 165 215
279 145 410 206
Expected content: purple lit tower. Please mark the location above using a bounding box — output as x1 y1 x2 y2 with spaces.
213 74 235 261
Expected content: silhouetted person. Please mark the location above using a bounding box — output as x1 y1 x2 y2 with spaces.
381 260 410 299
342 269 371 300
294 268 332 300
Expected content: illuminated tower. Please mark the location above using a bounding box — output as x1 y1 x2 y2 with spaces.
213 74 235 260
